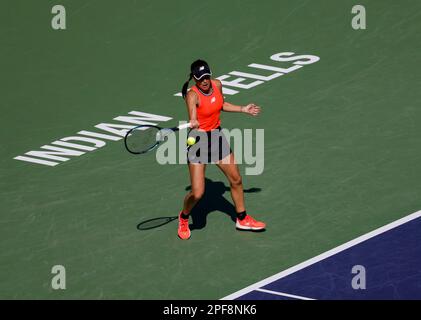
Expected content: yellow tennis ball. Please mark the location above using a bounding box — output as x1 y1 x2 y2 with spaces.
187 137 196 146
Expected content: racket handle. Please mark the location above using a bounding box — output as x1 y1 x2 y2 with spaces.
177 122 191 130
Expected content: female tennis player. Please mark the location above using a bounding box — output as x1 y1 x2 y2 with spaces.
178 59 266 240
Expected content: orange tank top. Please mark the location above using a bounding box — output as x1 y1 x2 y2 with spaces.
190 80 224 131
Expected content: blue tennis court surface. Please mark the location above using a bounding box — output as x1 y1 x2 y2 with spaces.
223 211 421 300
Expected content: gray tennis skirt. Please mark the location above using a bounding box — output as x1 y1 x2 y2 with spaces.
187 127 232 164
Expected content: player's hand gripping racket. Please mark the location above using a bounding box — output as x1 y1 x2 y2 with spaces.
124 122 191 154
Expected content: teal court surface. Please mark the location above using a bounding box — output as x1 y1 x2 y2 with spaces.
1 1 421 299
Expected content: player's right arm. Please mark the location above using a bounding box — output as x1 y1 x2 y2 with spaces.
185 90 200 129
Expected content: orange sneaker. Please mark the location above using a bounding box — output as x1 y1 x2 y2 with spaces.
178 212 191 240
236 215 266 231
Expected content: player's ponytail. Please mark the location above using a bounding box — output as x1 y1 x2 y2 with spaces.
181 60 210 99
181 73 193 99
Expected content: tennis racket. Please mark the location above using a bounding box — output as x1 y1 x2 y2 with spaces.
124 122 191 154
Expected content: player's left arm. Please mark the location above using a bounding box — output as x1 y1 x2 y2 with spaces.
214 79 261 116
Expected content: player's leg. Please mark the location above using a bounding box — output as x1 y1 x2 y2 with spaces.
216 153 245 213
183 163 206 214
178 163 206 240
216 153 266 231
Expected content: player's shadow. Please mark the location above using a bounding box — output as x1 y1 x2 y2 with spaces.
136 178 262 231
187 178 262 230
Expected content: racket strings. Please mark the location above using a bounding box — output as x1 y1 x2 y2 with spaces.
126 126 160 154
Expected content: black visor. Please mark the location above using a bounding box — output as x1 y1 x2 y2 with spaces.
192 64 212 80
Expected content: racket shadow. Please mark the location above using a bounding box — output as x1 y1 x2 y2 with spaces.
187 178 262 231
137 216 178 231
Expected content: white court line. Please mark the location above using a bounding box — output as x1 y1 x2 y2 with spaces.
255 288 315 300
221 210 421 300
